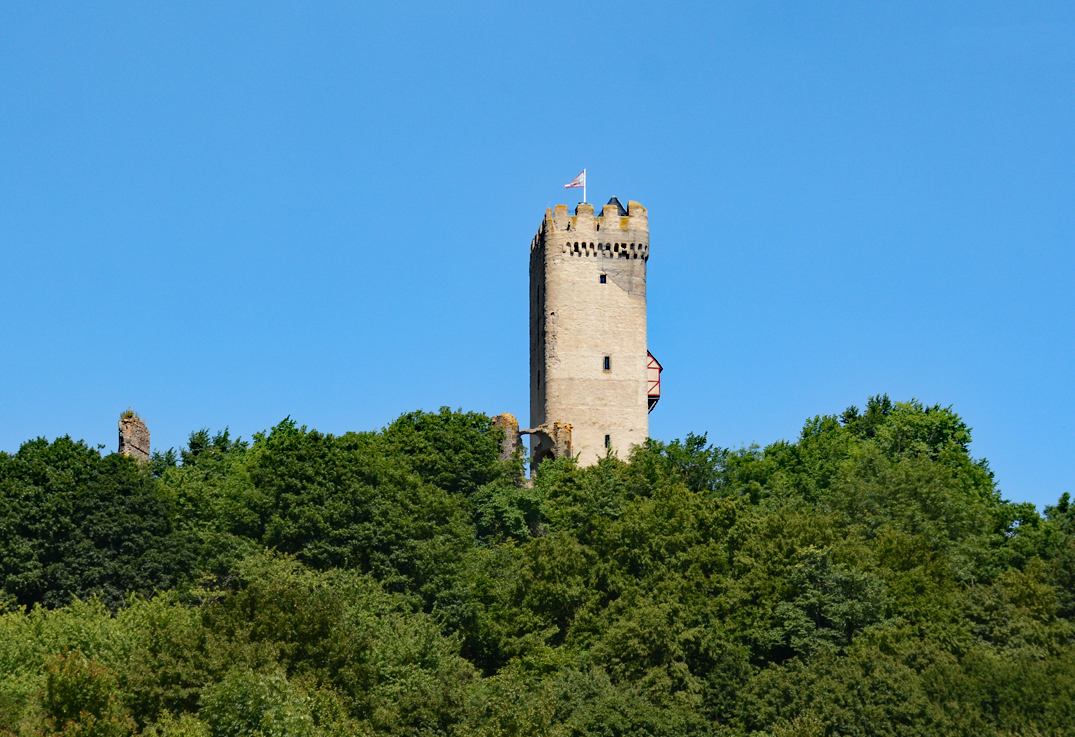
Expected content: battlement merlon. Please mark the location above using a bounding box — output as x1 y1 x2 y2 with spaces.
541 199 648 240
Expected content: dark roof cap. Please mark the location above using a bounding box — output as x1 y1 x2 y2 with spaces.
605 197 628 216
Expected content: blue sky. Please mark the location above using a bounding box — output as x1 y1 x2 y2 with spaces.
1 1 1071 511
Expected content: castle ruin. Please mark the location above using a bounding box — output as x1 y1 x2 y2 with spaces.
118 411 151 463
513 197 661 473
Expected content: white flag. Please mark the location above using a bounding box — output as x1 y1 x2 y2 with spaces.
564 170 586 189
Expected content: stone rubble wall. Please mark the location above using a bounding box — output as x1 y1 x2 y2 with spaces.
118 415 151 463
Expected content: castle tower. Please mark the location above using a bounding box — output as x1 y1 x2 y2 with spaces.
118 411 150 463
529 197 657 469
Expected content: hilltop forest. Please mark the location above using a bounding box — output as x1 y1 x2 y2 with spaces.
1 396 1073 736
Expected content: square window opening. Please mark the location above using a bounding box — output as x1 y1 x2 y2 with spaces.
599 274 607 284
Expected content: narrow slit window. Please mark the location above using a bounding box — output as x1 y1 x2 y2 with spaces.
603 356 611 372
605 434 611 448
599 274 606 284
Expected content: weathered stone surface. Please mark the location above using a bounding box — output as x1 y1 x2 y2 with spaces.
525 421 572 469
118 413 150 463
530 199 650 471
492 413 522 461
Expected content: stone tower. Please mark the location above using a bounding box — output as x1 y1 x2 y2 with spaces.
118 411 150 463
529 197 656 470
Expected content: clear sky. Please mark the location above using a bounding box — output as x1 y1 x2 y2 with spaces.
1 2 1071 511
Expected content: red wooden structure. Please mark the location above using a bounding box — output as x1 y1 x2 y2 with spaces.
647 351 662 412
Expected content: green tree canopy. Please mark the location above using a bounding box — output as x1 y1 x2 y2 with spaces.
1 399 1073 736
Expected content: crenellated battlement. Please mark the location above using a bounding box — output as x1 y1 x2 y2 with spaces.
533 198 649 260
542 198 648 237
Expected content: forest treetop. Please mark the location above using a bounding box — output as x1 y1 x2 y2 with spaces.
1 395 1072 736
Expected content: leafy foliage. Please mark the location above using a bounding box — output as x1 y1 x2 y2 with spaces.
0 438 198 610
199 668 314 737
1 400 1073 735
40 652 135 737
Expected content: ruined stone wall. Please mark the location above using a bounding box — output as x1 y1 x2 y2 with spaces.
527 421 572 468
492 413 522 461
118 414 151 463
530 200 650 468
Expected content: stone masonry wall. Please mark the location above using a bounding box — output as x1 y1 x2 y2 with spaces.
530 200 650 468
492 413 522 461
118 414 151 463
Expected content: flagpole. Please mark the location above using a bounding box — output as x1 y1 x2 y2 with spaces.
583 169 587 204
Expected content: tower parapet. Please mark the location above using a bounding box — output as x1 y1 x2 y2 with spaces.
538 201 649 259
